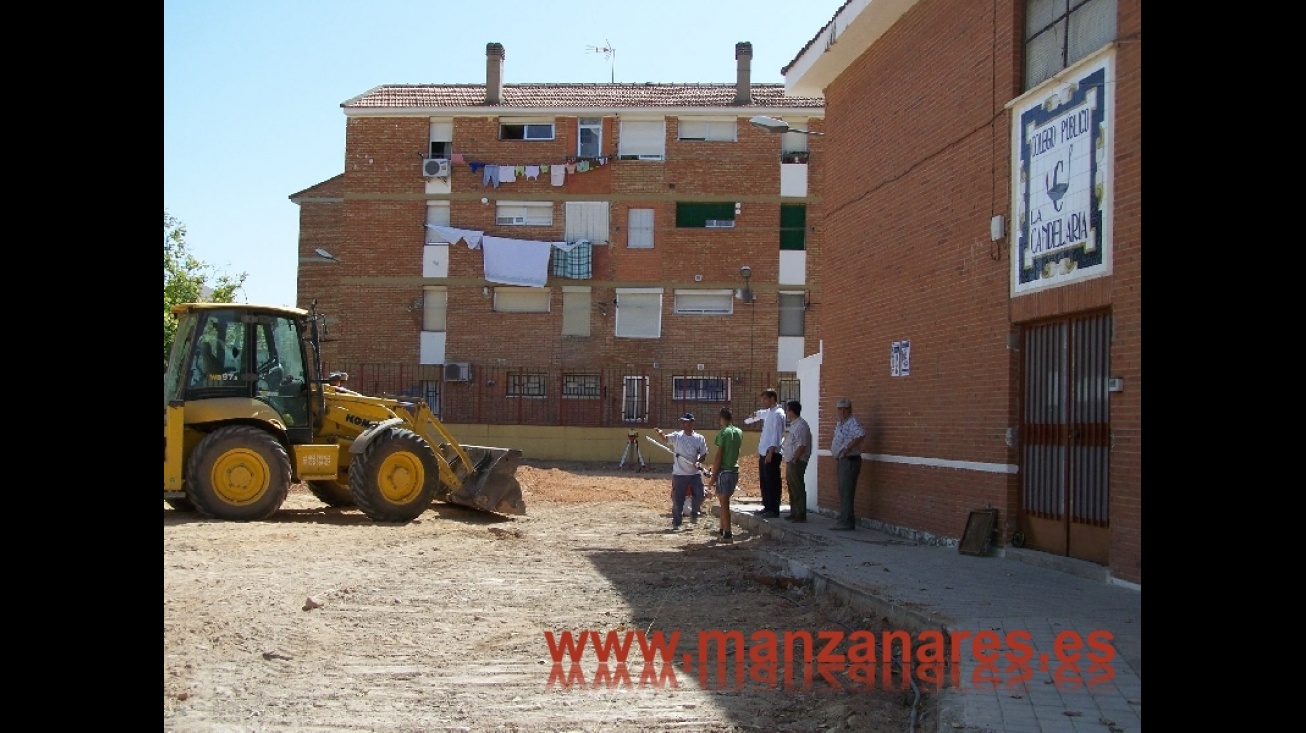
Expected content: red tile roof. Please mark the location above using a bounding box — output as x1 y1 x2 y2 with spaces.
343 83 823 110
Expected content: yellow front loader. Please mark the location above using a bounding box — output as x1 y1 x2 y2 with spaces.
163 302 524 522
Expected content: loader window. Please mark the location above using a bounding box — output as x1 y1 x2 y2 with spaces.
189 311 246 392
253 316 309 429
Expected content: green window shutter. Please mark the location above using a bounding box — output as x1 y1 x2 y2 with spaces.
780 204 807 250
676 202 736 228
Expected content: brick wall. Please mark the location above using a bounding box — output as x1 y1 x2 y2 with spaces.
300 109 823 384
815 0 1140 584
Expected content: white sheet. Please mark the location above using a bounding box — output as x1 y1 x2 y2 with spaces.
481 236 559 287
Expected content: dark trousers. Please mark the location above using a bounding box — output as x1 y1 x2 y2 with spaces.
786 460 808 518
836 456 862 527
759 453 782 512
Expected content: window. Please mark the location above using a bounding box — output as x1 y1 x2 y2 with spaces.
562 373 601 399
676 202 736 228
628 208 654 248
622 376 649 422
423 286 447 331
673 376 730 402
778 377 800 405
578 117 602 158
781 122 809 155
778 292 806 336
507 372 548 398
618 119 666 159
677 118 737 142
425 202 451 242
674 290 733 315
495 201 553 227
562 287 591 336
564 202 610 243
429 120 453 158
780 204 806 251
615 288 662 338
1024 0 1116 90
500 122 554 140
493 287 551 313
420 380 442 416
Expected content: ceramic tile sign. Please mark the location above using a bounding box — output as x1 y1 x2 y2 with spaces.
1011 49 1114 295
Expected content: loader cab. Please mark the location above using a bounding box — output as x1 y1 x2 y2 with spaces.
166 304 314 441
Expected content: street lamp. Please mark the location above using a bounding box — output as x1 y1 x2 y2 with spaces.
749 115 824 136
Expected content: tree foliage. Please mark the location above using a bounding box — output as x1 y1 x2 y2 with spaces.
164 211 246 362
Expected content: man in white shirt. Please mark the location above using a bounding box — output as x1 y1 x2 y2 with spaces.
829 397 867 531
659 413 709 530
754 389 786 518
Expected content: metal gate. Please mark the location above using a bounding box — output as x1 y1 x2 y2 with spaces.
1019 312 1111 565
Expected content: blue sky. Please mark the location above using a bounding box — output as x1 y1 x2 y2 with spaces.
164 0 839 308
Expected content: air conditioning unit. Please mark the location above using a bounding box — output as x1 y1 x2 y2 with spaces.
443 362 472 382
496 216 526 225
423 158 450 178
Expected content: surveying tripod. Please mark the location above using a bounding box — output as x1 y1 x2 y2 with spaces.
618 428 647 471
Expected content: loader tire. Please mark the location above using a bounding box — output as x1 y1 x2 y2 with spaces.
349 427 438 523
307 480 355 507
185 425 291 521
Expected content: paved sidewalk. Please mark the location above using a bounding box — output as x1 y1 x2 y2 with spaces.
716 497 1142 733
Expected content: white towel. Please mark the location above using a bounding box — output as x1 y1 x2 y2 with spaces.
499 165 516 183
524 165 540 180
481 236 553 287
550 165 566 186
425 225 484 249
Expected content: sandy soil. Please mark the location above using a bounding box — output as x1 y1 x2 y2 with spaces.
164 459 922 732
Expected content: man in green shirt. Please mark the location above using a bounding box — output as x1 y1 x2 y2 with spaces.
705 407 743 540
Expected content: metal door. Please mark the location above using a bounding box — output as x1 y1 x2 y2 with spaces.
1019 312 1111 564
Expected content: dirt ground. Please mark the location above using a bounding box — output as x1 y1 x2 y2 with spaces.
164 459 924 732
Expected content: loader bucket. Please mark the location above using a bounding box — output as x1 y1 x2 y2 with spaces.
443 445 526 515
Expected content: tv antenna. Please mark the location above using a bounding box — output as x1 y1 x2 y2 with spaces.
585 40 616 83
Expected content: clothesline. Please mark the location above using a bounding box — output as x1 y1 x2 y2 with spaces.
424 225 593 287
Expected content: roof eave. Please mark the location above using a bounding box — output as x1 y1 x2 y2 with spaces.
342 105 825 118
785 0 922 98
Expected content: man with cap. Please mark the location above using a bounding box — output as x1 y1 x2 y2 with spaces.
658 413 709 530
829 397 867 530
327 371 361 395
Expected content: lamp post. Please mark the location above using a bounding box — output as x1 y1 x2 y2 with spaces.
749 115 824 136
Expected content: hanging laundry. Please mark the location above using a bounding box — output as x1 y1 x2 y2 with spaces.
469 162 485 173
540 164 550 173
451 153 465 164
514 165 526 176
483 165 501 188
499 165 516 183
551 165 566 186
576 160 590 173
524 165 540 181
565 162 576 174
551 240 593 280
425 225 485 249
481 236 555 287
598 157 608 166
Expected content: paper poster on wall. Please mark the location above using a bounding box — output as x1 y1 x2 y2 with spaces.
900 340 911 376
891 342 901 377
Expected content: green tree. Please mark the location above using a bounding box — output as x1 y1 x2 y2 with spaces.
164 211 246 362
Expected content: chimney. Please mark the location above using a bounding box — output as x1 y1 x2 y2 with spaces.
486 43 505 105
734 42 753 105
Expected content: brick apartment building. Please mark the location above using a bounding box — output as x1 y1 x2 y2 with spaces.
781 0 1141 585
292 42 824 432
